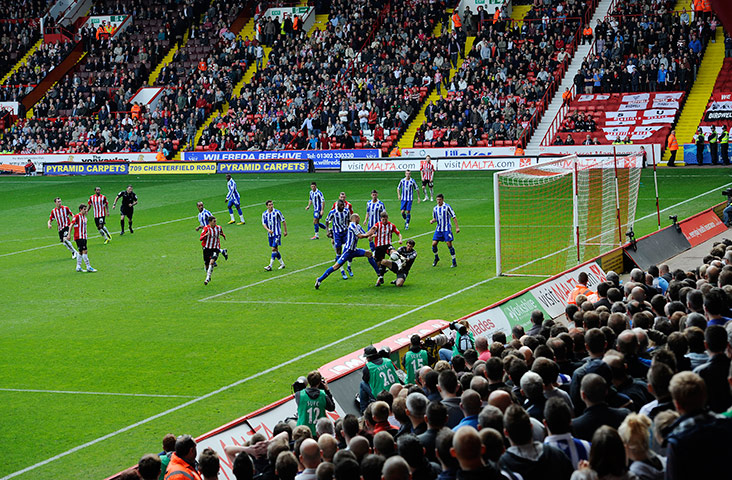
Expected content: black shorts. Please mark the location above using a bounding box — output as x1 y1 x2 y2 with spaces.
422 179 433 188
203 248 220 265
75 238 87 250
94 217 106 229
58 226 69 241
374 245 391 262
386 261 408 280
120 208 133 218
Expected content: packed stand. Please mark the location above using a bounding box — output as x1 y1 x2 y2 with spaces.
197 0 447 153
0 0 217 155
152 0 253 146
0 21 41 81
124 238 732 480
0 0 50 20
553 0 716 145
412 0 594 149
0 39 75 93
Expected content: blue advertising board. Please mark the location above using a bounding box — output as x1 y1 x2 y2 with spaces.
44 163 129 175
183 149 380 170
217 161 308 173
683 144 732 165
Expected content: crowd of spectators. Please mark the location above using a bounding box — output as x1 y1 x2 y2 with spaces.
1 39 75 89
0 0 49 20
123 238 732 480
411 0 595 148
572 1 711 96
0 21 40 81
196 0 463 153
0 0 247 156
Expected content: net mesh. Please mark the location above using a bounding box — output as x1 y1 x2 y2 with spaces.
496 155 641 276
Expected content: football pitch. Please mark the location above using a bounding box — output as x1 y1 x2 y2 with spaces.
1 168 730 479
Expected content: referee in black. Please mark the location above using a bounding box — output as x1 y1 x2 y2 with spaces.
112 185 138 235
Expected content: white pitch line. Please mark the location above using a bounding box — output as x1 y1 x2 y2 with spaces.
0 203 265 258
198 230 436 302
209 300 417 307
0 388 197 398
0 273 500 480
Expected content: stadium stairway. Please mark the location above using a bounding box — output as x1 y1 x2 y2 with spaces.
27 50 88 119
664 27 725 162
510 4 532 22
147 42 181 86
525 0 615 154
396 25 475 151
0 38 42 85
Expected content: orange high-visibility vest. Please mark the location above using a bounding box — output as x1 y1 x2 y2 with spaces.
668 133 678 151
131 104 141 120
452 11 462 28
493 9 500 24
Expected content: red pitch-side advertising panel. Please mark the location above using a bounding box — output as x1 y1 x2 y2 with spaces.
679 209 727 247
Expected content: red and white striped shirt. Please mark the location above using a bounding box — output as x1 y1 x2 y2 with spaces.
70 213 87 240
372 221 400 247
420 161 435 182
332 200 354 213
49 206 72 231
200 225 225 249
88 194 108 218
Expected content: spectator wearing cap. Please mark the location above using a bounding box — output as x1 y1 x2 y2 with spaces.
360 346 402 413
571 374 631 442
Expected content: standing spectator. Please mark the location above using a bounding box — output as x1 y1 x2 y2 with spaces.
165 435 201 480
618 414 666 480
571 374 631 442
543 398 591 469
666 130 678 167
692 325 732 413
694 128 705 165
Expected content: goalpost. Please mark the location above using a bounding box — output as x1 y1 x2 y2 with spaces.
494 154 646 277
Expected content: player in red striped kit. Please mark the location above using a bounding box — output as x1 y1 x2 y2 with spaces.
200 216 228 285
420 156 435 202
47 197 78 258
331 192 355 214
69 204 96 272
364 211 403 286
88 187 112 244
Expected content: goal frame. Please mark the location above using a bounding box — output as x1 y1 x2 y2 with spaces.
494 153 657 277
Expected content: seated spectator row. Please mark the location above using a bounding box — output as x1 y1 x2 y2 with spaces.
124 239 732 480
1 39 74 89
0 20 40 79
0 0 49 20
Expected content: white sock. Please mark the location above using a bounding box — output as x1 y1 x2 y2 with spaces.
82 254 91 267
430 187 434 198
229 213 235 221
348 261 352 269
268 257 274 267
239 214 245 222
103 227 111 238
76 255 82 268
64 239 75 253
206 264 213 280
279 256 284 266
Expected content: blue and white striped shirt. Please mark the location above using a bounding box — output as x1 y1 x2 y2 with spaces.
344 222 365 251
198 208 213 227
433 203 456 232
226 179 241 203
326 207 351 234
309 189 325 212
398 178 418 201
262 208 285 237
365 200 385 229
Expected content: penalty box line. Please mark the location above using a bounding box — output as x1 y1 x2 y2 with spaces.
198 230 437 303
0 274 500 480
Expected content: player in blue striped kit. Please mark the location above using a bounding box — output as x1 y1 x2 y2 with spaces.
326 199 352 279
397 170 420 230
225 174 246 225
262 200 287 271
306 182 327 239
364 189 385 251
315 213 381 289
430 194 459 267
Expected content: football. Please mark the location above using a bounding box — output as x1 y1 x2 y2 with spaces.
390 251 401 261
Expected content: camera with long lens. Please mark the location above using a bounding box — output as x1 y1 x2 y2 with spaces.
723 188 732 197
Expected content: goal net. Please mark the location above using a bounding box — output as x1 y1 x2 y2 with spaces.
494 154 642 276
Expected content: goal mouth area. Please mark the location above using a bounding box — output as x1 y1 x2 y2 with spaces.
494 154 643 277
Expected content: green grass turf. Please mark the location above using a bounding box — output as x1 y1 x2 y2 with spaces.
1 167 730 479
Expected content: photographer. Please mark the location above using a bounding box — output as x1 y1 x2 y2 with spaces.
723 189 732 227
403 334 435 384
360 345 402 413
450 320 475 359
294 371 335 436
